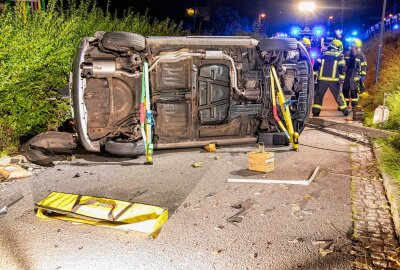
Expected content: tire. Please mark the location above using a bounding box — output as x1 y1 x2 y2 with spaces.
21 131 78 166
104 140 145 157
257 132 289 146
101 31 146 52
28 132 77 154
21 143 55 167
258 38 298 51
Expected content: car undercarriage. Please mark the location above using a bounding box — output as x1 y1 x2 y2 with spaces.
70 32 314 159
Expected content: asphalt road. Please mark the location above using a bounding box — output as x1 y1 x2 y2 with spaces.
0 128 355 270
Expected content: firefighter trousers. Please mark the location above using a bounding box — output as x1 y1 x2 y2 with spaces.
312 80 349 116
343 69 359 107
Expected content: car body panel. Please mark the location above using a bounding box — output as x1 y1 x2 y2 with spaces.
70 34 313 155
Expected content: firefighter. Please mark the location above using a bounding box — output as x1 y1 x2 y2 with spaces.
312 39 351 117
300 37 312 52
343 38 367 108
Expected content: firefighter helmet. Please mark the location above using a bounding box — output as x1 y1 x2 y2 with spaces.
301 37 312 48
329 39 344 52
352 38 363 48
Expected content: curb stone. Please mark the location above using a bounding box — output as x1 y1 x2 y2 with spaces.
308 117 397 138
372 141 400 240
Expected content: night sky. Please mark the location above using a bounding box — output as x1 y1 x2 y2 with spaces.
98 0 397 34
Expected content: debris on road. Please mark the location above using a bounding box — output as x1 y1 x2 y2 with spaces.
311 240 332 246
192 162 204 168
130 189 148 201
304 194 313 201
227 199 254 223
212 249 224 255
0 155 27 166
290 203 302 215
288 238 303 244
72 173 81 178
0 164 33 180
205 192 215 198
227 166 320 186
318 243 335 257
204 143 216 153
35 192 168 234
248 144 274 173
0 189 24 216
215 225 225 231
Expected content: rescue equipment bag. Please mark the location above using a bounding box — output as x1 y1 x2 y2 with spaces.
35 192 168 234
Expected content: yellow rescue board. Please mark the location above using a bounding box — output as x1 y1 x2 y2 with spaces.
35 192 168 234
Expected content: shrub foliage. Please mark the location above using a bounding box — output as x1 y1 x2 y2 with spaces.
361 33 400 132
0 0 182 155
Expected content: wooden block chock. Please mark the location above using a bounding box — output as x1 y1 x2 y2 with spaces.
248 143 274 173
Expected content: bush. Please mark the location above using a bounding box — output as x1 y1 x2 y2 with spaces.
361 33 400 132
0 0 182 156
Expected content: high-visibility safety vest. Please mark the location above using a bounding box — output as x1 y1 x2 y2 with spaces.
344 51 367 81
314 50 346 82
35 192 168 234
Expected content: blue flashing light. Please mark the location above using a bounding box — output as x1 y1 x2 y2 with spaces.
290 27 301 36
310 51 317 58
313 27 323 36
394 24 399 30
346 37 355 43
351 30 358 36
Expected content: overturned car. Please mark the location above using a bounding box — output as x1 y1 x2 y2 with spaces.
70 32 314 163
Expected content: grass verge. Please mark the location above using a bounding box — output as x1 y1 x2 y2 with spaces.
375 137 400 182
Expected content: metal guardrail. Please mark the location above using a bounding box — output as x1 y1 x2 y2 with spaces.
363 14 400 39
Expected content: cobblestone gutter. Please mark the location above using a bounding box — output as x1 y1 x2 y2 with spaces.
351 143 400 269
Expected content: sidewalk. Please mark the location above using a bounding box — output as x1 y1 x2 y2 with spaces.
308 91 395 138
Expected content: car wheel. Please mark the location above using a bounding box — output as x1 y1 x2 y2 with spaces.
21 143 55 167
101 31 146 52
258 38 298 51
257 132 289 146
104 140 145 157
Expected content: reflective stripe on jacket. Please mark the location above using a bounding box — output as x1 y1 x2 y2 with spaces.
313 50 346 82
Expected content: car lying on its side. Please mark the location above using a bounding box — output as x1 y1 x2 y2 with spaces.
69 32 314 158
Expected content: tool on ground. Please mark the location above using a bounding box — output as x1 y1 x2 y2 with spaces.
35 192 168 234
228 166 320 186
270 65 299 151
0 189 24 216
248 143 274 173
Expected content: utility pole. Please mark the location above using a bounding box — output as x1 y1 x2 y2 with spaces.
193 0 197 33
376 0 388 83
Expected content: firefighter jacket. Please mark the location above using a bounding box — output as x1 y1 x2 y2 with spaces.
313 50 346 82
344 51 367 82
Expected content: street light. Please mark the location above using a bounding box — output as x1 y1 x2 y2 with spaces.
259 12 266 24
298 1 316 12
298 2 316 27
257 12 266 37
